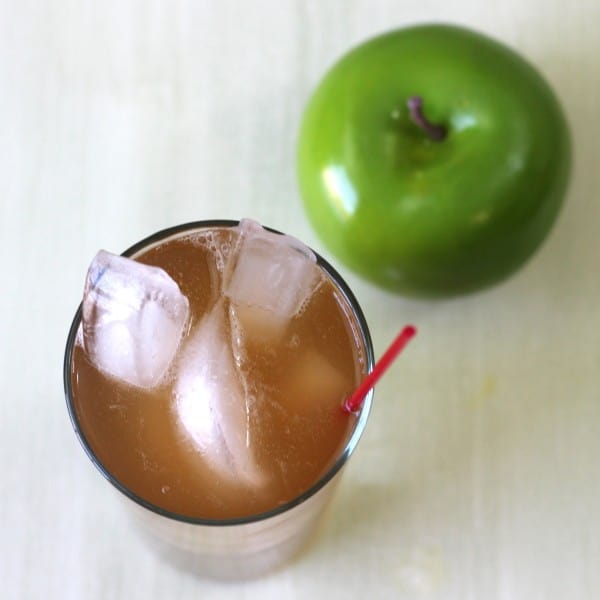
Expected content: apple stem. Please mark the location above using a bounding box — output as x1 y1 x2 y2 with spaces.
407 96 447 141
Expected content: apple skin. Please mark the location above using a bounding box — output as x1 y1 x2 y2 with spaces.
297 24 571 297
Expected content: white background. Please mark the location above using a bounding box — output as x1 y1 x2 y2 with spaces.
1 1 599 598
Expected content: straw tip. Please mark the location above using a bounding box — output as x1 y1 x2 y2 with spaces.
404 325 417 337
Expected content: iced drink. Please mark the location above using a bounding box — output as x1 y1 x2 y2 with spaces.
64 219 373 577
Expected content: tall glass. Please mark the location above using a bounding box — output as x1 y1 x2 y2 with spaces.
63 220 374 579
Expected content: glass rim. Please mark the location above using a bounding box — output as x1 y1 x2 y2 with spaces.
63 219 374 527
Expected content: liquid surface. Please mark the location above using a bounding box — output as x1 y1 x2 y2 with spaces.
70 226 366 520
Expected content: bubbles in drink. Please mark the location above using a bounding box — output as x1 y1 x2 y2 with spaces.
82 250 190 389
172 300 265 488
223 219 320 343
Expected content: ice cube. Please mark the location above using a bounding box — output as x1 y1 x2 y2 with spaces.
223 219 320 342
282 350 350 415
82 250 190 389
173 301 265 488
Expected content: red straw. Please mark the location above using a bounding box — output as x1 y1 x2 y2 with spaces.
343 325 417 413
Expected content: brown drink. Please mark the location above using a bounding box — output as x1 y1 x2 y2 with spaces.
65 219 373 577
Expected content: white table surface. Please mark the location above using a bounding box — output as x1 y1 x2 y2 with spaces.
2 1 599 598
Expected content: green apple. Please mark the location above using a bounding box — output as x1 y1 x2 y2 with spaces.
297 24 571 297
